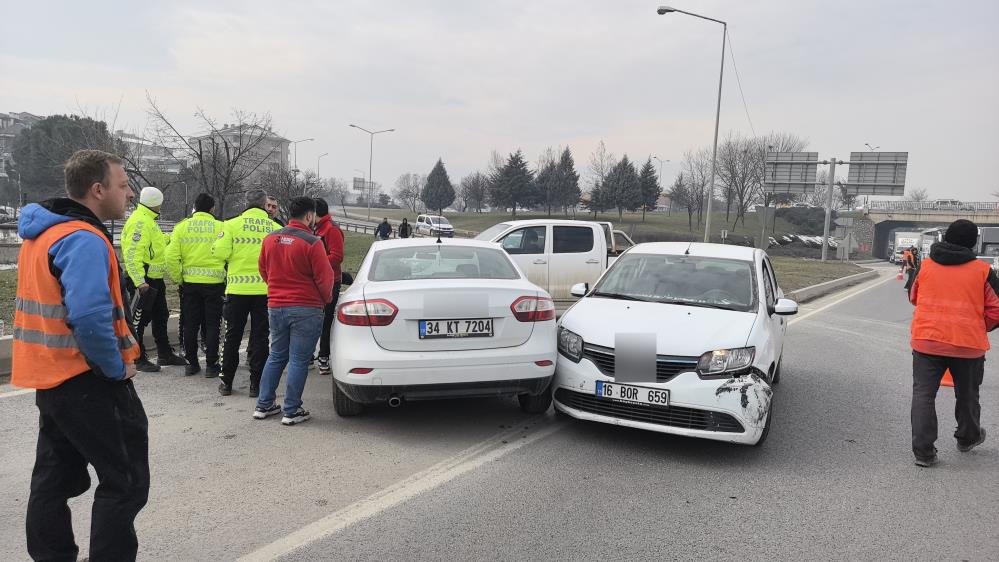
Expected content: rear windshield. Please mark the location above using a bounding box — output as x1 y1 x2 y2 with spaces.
369 245 520 281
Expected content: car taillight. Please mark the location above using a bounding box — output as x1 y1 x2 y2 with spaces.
337 299 398 326
511 296 555 322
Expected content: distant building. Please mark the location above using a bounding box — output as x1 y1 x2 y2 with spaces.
115 130 185 175
187 123 290 187
655 195 672 212
0 111 43 179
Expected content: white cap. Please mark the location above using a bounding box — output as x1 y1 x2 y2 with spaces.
140 186 164 208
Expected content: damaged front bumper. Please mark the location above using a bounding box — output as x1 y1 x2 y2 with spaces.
553 356 773 445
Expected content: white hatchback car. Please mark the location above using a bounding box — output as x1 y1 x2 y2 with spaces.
332 238 557 416
553 242 797 445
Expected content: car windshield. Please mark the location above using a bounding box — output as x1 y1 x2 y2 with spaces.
431 217 451 226
591 253 757 312
475 223 512 241
369 245 519 281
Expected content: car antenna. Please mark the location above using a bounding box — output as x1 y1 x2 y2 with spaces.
684 241 692 255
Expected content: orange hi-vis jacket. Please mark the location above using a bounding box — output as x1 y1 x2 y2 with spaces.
12 220 139 389
910 257 991 353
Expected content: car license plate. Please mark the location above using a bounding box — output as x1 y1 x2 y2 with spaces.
419 319 493 339
595 381 669 406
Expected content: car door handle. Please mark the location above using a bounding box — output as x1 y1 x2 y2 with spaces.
533 259 547 264
586 258 600 264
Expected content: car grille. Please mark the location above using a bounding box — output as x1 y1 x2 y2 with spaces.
581 344 698 383
555 388 743 433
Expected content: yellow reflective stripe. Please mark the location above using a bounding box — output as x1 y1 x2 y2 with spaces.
13 327 79 349
15 297 68 320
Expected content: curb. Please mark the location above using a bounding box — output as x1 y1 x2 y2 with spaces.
786 268 879 304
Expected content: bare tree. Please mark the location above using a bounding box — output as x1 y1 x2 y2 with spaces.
327 177 350 216
459 172 489 213
669 173 698 230
586 140 617 217
145 92 279 217
258 167 329 222
906 187 929 202
682 149 711 227
393 173 424 212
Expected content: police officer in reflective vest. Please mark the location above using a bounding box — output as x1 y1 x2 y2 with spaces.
166 192 225 377
909 219 998 467
121 186 186 371
213 188 279 397
13 150 148 561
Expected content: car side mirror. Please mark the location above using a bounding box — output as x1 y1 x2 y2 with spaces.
570 282 588 298
773 298 798 316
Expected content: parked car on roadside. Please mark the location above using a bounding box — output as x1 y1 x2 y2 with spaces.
331 238 557 416
415 214 455 237
552 242 797 446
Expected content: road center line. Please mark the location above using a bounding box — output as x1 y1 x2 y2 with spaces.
790 273 895 326
238 421 565 562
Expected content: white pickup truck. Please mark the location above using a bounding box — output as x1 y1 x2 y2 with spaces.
474 219 635 300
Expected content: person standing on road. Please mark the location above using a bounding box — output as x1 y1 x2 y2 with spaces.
375 217 392 240
253 197 334 425
903 246 918 291
265 195 285 227
399 217 411 238
909 219 998 467
166 193 225 377
13 150 147 561
121 186 187 372
312 198 345 375
213 189 279 397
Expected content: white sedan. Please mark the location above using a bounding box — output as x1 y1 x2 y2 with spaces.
331 238 557 416
553 242 797 445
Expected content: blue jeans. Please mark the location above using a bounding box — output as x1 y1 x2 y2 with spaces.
257 306 324 415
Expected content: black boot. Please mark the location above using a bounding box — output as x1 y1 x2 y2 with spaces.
135 357 161 373
249 372 261 398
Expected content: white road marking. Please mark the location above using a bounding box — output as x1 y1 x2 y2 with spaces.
0 388 33 399
790 273 896 326
238 421 565 561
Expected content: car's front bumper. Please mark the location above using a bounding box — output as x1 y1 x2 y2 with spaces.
553 354 772 445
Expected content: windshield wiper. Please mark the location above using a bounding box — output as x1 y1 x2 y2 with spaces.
658 299 743 311
591 291 655 303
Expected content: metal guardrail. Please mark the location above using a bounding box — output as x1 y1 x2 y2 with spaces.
867 201 998 212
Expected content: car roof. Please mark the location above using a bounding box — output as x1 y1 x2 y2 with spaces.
371 238 500 249
493 219 600 227
626 242 760 261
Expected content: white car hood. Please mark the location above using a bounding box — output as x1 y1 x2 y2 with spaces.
561 297 757 357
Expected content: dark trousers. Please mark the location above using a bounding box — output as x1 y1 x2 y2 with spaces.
181 283 224 368
131 277 171 360
318 282 342 359
911 350 985 459
220 294 269 387
27 371 149 562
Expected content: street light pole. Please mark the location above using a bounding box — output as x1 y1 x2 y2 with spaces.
180 181 189 215
291 138 314 173
654 156 670 215
317 152 328 182
349 124 395 220
658 6 726 243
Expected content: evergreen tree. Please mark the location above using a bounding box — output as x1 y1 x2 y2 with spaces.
12 115 118 201
604 155 642 220
421 158 455 215
638 157 661 222
554 147 581 215
536 159 558 216
487 150 536 216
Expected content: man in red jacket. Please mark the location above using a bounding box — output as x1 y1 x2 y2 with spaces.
909 219 999 467
312 198 345 375
253 197 334 425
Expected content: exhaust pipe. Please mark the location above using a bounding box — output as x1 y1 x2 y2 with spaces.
387 395 403 408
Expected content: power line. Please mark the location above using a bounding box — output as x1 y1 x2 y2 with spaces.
725 30 757 137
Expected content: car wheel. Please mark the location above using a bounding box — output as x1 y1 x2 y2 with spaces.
518 384 553 414
752 400 772 447
333 381 364 417
771 357 782 385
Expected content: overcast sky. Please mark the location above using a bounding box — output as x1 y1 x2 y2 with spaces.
3 0 998 200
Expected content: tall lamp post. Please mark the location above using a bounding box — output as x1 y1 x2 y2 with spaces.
657 5 726 243
317 152 328 186
291 138 314 173
654 156 670 215
349 124 395 220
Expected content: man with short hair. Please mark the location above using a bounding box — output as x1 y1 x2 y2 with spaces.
312 198 345 374
166 193 225 376
909 219 999 467
265 195 285 227
375 217 392 240
121 186 187 371
213 189 279 397
254 197 334 425
14 149 148 561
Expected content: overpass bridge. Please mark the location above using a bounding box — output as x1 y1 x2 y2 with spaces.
863 201 999 258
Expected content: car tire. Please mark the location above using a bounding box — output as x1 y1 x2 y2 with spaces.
753 400 772 447
518 384 553 414
771 358 782 385
333 381 364 417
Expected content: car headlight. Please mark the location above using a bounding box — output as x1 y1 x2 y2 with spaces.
696 347 755 378
558 327 583 363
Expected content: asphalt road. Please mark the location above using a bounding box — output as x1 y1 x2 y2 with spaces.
1 263 996 561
